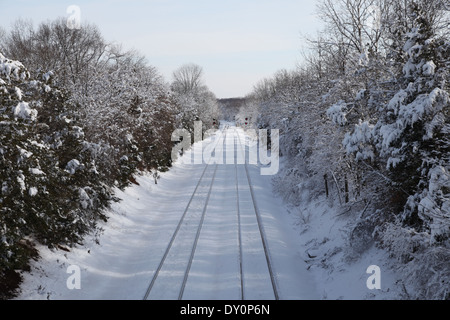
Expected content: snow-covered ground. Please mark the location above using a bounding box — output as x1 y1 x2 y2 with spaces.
15 123 402 300
290 192 402 300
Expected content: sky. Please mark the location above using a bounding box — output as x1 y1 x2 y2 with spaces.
0 0 323 98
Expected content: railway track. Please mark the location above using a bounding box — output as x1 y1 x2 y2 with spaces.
235 128 279 300
143 125 279 300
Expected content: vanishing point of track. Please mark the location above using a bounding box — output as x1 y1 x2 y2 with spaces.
143 126 279 300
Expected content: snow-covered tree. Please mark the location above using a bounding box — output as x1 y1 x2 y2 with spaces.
171 63 221 136
1 19 181 188
249 0 449 300
0 19 182 297
0 18 107 94
69 49 178 186
0 52 113 292
341 1 449 242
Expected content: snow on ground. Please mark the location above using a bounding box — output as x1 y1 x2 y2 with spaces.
15 123 402 300
287 196 403 300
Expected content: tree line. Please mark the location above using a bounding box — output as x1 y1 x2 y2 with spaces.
243 0 449 299
0 18 219 298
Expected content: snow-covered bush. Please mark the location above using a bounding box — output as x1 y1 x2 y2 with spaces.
0 19 198 297
341 2 450 243
326 0 449 299
252 0 449 299
1 19 181 189
0 52 114 293
69 50 178 187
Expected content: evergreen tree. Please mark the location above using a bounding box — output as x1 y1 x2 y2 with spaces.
0 52 112 289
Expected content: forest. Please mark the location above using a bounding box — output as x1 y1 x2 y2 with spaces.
1 0 449 300
0 18 220 297
239 0 449 299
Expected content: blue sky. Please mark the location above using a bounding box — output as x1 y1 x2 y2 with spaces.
0 0 322 98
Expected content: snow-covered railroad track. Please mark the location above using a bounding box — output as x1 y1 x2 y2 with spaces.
143 129 226 300
16 123 318 300
143 126 280 300
235 128 279 300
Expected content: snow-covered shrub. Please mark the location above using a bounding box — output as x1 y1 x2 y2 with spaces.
251 0 449 300
377 222 450 299
70 52 178 187
1 19 181 190
0 52 113 292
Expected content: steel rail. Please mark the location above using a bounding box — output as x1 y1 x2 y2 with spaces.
235 127 280 300
178 127 229 299
143 128 225 300
234 130 245 300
